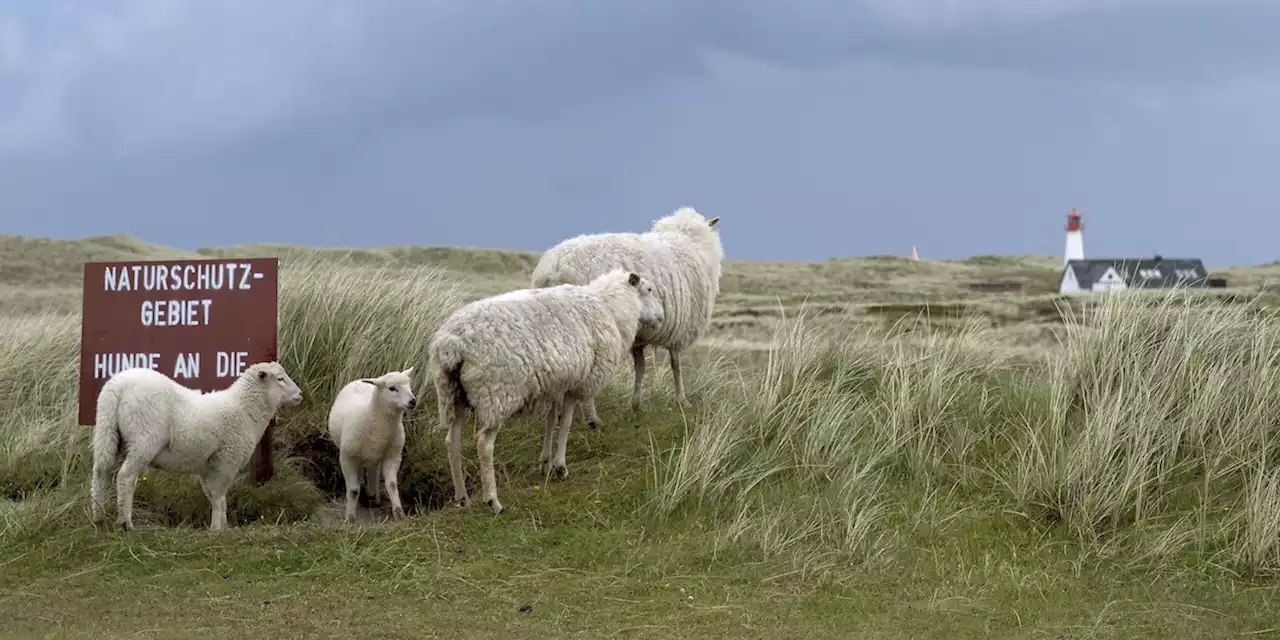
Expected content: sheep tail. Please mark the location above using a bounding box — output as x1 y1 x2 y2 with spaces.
431 334 471 424
92 382 125 470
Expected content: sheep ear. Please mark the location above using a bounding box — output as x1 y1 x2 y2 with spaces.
707 216 720 227
360 378 381 387
401 366 414 377
257 370 268 381
627 272 640 286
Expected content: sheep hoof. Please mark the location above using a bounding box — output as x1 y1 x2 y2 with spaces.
486 499 503 515
552 464 569 481
453 496 470 508
391 508 406 520
117 520 134 533
587 420 599 430
539 457 550 476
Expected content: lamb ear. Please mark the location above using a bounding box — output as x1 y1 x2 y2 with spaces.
627 272 640 286
707 216 720 227
257 370 268 381
401 366 414 377
360 378 381 387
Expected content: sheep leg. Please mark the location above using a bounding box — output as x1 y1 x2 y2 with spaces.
381 454 406 520
579 398 601 430
445 408 469 508
209 492 228 532
669 348 685 403
630 345 646 411
551 399 576 481
540 401 560 477
90 459 116 525
366 465 382 508
476 424 503 515
113 456 150 532
339 452 362 524
201 471 234 532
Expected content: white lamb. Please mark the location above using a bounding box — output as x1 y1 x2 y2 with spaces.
327 367 418 523
429 269 664 515
530 206 724 428
89 361 303 532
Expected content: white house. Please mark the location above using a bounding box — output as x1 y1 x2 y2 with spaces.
1059 257 1211 294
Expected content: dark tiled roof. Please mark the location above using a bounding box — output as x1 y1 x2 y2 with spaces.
1064 258 1208 288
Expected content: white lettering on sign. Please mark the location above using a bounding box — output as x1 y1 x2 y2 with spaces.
173 353 201 379
140 299 214 327
216 351 249 378
103 262 260 292
93 352 161 380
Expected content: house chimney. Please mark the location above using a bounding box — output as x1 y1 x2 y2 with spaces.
1064 208 1084 266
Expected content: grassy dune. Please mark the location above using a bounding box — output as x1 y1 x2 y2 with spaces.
5 233 1280 637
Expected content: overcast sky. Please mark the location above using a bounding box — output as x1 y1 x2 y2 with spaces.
3 0 1278 266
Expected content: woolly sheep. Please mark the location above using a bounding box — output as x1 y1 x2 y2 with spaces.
89 361 303 532
327 367 418 523
429 269 664 515
530 207 724 428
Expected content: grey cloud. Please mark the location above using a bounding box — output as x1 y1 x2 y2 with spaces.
3 0 1276 157
2 1 711 155
5 0 1280 269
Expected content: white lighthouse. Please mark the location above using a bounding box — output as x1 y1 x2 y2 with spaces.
1064 208 1084 265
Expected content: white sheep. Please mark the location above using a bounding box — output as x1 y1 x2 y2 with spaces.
89 361 303 532
429 269 664 515
530 206 724 427
327 367 418 523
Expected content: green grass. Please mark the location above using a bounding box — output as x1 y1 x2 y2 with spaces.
5 235 1280 637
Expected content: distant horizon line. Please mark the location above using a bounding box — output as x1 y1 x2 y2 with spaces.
6 231 1267 269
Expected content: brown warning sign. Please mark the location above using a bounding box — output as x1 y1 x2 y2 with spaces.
78 257 281 480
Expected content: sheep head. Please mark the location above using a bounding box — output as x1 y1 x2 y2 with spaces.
248 361 303 408
627 272 664 328
360 367 418 413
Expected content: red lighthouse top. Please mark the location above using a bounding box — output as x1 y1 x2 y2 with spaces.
1065 208 1083 232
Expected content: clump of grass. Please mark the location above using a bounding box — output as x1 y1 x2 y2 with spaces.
1008 288 1280 574
651 307 1029 567
653 289 1280 576
126 457 327 529
0 312 84 496
0 450 65 501
275 252 464 401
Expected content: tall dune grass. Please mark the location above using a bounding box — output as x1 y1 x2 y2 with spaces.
0 312 82 500
1023 290 1280 572
651 289 1280 576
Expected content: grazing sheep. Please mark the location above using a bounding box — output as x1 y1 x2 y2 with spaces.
530 206 723 428
89 361 303 532
430 269 664 515
327 367 418 523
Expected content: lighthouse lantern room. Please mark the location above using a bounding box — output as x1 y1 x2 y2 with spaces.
1064 208 1085 265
